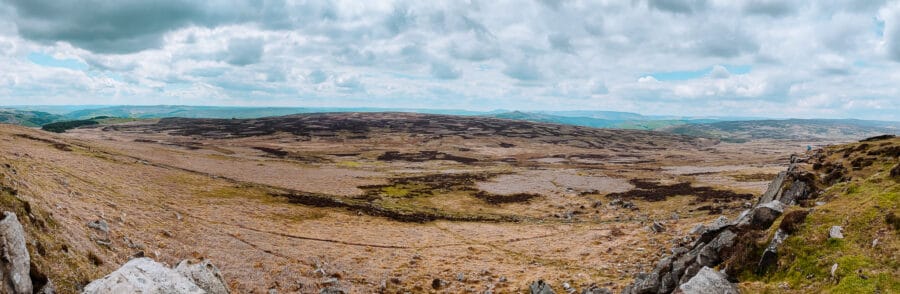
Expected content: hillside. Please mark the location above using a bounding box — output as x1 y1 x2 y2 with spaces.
0 109 62 127
0 112 807 293
622 135 899 293
663 119 900 142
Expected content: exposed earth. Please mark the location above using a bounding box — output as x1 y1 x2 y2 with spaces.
0 113 868 293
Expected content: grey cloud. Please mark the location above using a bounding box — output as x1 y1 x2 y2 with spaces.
7 0 206 53
503 59 542 81
448 34 500 61
709 65 730 79
385 5 414 35
306 69 328 84
885 5 900 62
226 38 264 66
4 0 294 54
335 47 376 66
693 26 759 57
547 33 574 53
334 75 364 93
742 0 796 17
430 62 461 80
647 0 707 14
590 81 609 95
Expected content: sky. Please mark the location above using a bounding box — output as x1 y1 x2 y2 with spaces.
0 0 899 120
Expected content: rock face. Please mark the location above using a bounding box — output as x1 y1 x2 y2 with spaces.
676 267 739 294
623 155 816 294
83 258 230 294
0 211 32 294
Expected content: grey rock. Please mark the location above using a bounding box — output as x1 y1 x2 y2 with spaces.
630 271 660 294
697 230 736 267
319 287 345 294
780 180 808 205
529 280 556 294
82 258 205 294
650 222 667 233
759 171 788 204
87 219 110 233
0 212 32 294
677 266 739 294
175 259 231 294
659 271 676 293
829 226 844 239
738 201 784 230
581 284 611 294
757 229 788 275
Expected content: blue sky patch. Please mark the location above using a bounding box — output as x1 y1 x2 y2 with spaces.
648 65 751 81
28 52 89 71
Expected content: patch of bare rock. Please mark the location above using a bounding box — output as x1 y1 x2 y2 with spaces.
83 258 230 294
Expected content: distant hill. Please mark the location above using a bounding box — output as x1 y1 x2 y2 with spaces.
62 105 493 120
487 111 715 130
0 109 63 127
662 119 900 141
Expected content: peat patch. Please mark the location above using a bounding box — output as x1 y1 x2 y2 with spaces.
473 192 540 204
606 179 754 203
377 151 478 164
279 191 519 223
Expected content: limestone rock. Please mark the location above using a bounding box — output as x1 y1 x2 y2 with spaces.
676 267 739 294
82 258 205 294
175 259 231 294
0 212 32 294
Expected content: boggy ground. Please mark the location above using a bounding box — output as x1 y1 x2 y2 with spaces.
0 113 850 293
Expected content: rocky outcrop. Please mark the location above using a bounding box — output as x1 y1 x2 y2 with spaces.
0 211 32 294
623 155 816 294
83 258 230 294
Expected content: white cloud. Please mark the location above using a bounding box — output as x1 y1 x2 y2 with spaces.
0 0 896 120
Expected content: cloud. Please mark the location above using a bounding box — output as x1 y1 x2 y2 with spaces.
6 0 210 53
647 0 707 14
709 65 730 79
883 3 900 62
225 37 263 66
0 0 898 120
430 62 461 80
742 0 796 17
503 58 542 81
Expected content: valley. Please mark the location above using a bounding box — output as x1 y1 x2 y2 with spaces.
0 113 862 293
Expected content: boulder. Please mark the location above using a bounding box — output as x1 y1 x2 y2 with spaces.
0 212 32 294
676 267 739 294
697 230 736 267
175 259 231 294
736 201 784 230
829 226 844 239
83 258 205 294
530 280 556 294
